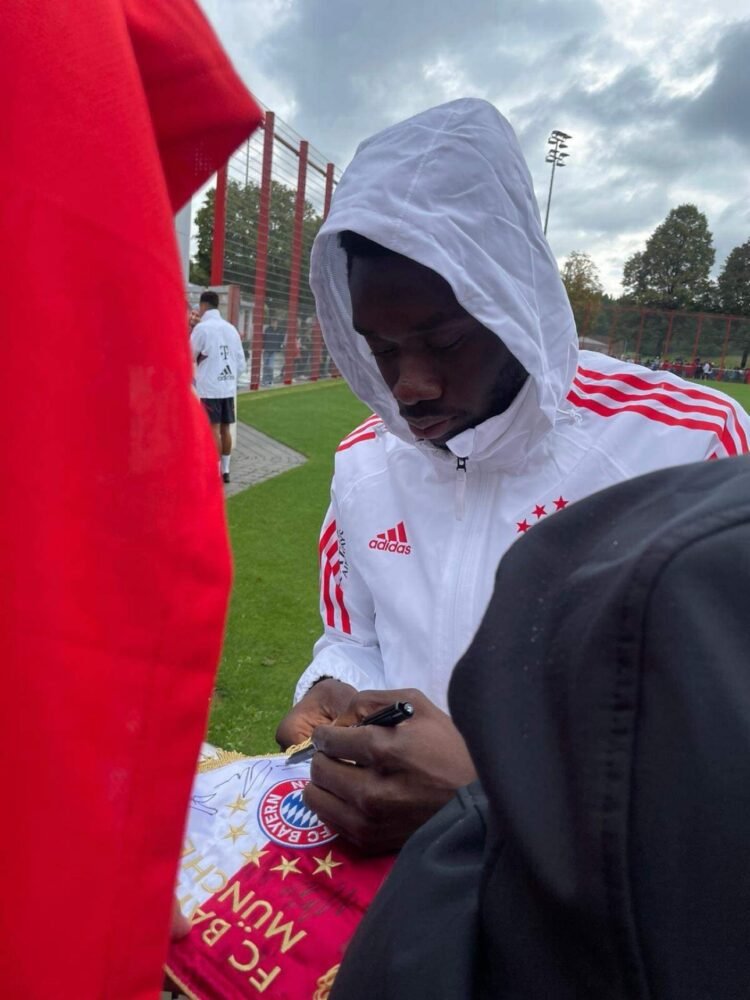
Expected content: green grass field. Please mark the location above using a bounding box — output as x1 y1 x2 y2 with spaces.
208 375 750 755
207 381 369 755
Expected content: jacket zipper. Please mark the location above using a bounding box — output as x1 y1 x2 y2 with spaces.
444 458 487 689
455 456 468 520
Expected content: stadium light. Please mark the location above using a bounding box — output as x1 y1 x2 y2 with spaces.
543 130 573 236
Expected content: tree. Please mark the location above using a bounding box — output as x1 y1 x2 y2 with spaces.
621 251 649 302
190 179 324 317
560 251 604 333
717 240 750 367
717 240 750 316
621 204 715 310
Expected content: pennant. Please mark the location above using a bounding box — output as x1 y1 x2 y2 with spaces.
166 752 395 999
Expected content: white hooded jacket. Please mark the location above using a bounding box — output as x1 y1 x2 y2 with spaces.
295 99 750 712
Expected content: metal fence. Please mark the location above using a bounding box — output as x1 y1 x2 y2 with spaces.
203 109 340 390
574 300 750 384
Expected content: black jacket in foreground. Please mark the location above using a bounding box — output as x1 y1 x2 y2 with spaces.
331 454 750 1000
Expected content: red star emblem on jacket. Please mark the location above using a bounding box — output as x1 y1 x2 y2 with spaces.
553 496 569 510
533 504 546 519
516 519 530 533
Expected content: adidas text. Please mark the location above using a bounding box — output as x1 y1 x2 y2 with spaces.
368 539 411 555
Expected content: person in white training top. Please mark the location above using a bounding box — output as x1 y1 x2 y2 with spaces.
190 290 246 482
275 98 750 854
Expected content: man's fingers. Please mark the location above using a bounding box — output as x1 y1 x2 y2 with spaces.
311 723 383 766
332 688 423 728
276 680 360 746
275 710 315 749
332 693 392 728
303 778 379 851
309 750 398 825
309 747 373 800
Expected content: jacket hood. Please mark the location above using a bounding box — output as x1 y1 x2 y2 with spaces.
310 98 578 464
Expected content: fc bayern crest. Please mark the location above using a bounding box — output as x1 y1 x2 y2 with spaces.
258 778 337 849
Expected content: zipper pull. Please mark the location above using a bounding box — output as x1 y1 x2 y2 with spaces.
455 456 468 521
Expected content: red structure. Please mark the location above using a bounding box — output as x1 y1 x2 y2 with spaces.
283 139 309 384
249 112 275 390
203 109 340 390
311 162 335 381
581 301 750 383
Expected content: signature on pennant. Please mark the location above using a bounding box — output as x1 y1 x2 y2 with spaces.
191 759 274 817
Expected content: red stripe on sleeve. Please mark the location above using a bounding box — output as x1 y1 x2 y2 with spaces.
335 582 352 634
321 550 351 634
318 520 337 559
322 560 336 628
339 415 381 444
329 560 352 634
573 376 734 424
576 367 749 453
337 431 378 452
568 390 738 456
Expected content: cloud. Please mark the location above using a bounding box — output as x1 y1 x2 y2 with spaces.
683 20 750 146
198 0 299 119
504 19 750 290
196 0 750 295
250 0 604 162
714 197 750 269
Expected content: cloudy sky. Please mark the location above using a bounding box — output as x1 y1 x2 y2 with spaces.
197 0 749 295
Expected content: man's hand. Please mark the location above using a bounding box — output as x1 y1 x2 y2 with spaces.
275 678 357 749
302 689 477 854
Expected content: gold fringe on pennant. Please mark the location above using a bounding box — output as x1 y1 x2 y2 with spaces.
196 748 251 774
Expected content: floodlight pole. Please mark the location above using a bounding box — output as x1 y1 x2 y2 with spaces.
543 130 572 236
543 159 557 236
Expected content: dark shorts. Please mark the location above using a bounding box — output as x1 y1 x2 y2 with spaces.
200 397 235 425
